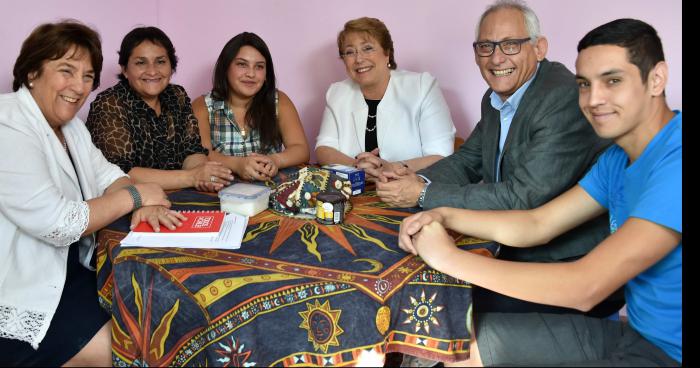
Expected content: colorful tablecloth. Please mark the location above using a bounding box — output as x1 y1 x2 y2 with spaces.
97 186 497 366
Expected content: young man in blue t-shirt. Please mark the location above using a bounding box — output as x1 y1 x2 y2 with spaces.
397 18 681 366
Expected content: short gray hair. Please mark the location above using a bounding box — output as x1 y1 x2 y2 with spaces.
475 0 541 44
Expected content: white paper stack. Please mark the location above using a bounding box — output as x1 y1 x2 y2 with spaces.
120 212 249 250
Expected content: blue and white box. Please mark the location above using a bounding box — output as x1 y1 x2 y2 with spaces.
323 164 365 195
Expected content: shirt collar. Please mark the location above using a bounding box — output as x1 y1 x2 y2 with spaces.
210 95 227 111
119 79 176 114
489 62 540 112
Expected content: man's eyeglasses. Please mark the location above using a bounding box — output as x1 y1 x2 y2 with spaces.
340 45 377 59
473 37 531 57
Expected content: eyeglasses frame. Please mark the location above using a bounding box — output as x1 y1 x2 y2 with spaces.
339 45 378 60
472 37 532 57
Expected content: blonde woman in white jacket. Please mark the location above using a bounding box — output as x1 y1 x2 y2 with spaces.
315 17 456 179
0 21 182 366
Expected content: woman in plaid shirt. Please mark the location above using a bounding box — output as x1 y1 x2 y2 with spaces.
193 32 309 181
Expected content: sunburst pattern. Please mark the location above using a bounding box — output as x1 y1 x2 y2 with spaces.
245 190 410 261
214 337 256 367
401 290 445 334
98 185 500 366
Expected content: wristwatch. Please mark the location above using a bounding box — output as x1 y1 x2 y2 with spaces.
417 175 431 208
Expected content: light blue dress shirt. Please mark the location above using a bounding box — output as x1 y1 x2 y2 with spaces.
489 63 540 181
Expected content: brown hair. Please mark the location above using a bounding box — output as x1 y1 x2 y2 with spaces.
211 32 282 153
337 17 397 69
12 19 103 91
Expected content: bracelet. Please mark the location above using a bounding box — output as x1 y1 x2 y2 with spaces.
125 185 142 210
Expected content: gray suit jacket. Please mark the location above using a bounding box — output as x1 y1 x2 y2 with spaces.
419 59 611 262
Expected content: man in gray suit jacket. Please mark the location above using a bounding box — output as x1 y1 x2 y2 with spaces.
377 0 620 316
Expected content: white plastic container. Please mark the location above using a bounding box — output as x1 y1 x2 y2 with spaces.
218 183 271 217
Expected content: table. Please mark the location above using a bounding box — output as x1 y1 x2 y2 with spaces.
96 185 497 366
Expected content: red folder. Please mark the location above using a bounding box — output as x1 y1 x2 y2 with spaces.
132 210 225 235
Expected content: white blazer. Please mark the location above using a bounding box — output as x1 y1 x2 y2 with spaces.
0 87 126 348
315 70 456 162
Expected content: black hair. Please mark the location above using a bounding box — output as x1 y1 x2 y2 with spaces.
117 26 178 82
577 18 664 83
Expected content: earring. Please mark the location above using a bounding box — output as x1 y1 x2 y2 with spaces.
387 62 391 68
29 82 34 88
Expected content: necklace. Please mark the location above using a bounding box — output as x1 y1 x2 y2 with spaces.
55 130 68 151
227 111 248 139
366 111 377 131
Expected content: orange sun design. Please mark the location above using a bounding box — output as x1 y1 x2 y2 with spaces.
246 191 411 259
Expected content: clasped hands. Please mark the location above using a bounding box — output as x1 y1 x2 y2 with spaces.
191 161 234 192
355 149 424 207
354 148 406 180
238 153 279 181
398 209 457 270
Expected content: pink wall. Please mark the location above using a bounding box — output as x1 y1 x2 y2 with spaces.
1 0 682 161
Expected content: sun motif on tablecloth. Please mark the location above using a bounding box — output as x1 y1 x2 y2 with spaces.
244 190 409 262
214 337 257 367
298 300 344 353
401 290 445 334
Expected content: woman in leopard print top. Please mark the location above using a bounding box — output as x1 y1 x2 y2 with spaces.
86 26 234 192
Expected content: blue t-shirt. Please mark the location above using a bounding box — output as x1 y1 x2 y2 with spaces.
579 111 682 363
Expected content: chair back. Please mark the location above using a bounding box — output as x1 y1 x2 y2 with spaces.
454 136 465 151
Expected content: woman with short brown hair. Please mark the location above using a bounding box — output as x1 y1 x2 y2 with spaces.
0 20 178 366
316 17 456 179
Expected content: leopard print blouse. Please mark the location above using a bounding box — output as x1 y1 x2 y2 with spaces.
86 81 208 173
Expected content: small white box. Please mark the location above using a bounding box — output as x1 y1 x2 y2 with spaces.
218 183 271 217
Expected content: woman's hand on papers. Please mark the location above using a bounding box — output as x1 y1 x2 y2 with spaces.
130 206 187 232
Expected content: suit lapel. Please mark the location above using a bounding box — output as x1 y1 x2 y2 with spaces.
376 74 397 151
499 59 550 175
482 105 500 182
350 84 368 151
54 129 81 191
17 86 81 195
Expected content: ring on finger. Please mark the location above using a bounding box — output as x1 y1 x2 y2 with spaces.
210 175 216 183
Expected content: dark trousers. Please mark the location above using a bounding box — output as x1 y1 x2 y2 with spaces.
473 285 626 318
